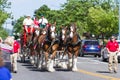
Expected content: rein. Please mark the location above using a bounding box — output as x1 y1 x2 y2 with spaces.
46 39 56 52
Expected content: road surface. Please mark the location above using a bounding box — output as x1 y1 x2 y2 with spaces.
12 56 120 80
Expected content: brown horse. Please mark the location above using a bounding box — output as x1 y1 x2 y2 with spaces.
27 27 46 65
59 26 68 51
27 32 37 64
57 26 68 68
19 28 35 63
67 23 81 71
19 33 26 62
33 28 48 68
41 23 60 72
19 33 30 63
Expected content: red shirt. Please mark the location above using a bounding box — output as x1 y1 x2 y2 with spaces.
106 40 119 52
34 19 39 26
13 40 20 53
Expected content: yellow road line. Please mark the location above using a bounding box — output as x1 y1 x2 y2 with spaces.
77 69 120 80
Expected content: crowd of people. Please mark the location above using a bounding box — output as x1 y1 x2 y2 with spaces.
0 55 12 80
0 36 20 80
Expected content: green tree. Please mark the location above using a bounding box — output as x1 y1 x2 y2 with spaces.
34 5 50 19
61 0 97 35
13 17 25 39
87 6 118 38
34 5 64 32
0 0 11 38
13 0 118 39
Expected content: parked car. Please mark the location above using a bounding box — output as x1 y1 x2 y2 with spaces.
101 40 120 62
79 39 101 57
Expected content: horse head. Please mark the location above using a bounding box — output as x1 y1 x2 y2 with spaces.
38 28 47 44
69 23 77 38
60 26 68 44
48 23 57 41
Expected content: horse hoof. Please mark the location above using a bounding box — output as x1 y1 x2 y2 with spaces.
48 68 55 72
72 68 78 72
67 64 72 70
57 63 62 68
30 61 34 65
37 66 41 69
42 65 47 69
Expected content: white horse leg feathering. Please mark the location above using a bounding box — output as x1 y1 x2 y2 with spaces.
72 57 78 71
47 59 55 72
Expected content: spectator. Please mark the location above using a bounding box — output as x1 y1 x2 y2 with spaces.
4 36 14 46
0 50 12 80
11 40 20 73
106 36 119 73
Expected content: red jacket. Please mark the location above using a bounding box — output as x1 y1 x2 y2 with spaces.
13 40 20 53
34 19 39 26
106 40 119 52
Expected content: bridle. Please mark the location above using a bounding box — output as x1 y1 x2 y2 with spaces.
62 28 67 41
69 26 76 38
50 25 56 39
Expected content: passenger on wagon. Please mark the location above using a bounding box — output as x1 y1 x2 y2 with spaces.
23 15 34 46
39 14 48 29
33 16 40 36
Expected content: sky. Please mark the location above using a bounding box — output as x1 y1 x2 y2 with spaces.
4 0 66 30
8 0 66 19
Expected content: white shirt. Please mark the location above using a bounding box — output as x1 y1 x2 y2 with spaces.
23 18 34 26
39 18 48 25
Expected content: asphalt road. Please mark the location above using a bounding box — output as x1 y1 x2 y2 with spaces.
12 56 120 80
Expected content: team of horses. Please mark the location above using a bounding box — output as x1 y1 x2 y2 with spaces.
20 23 81 72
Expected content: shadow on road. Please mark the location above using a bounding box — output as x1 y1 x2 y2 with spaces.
55 67 71 72
96 71 110 73
18 60 73 72
18 60 48 72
